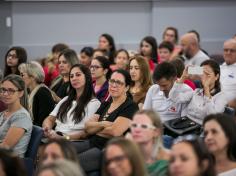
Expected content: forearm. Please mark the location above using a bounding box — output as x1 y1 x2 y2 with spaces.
67 131 89 140
85 121 106 134
42 116 55 129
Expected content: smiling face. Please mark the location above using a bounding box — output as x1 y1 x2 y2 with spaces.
159 48 172 63
69 66 86 91
105 144 132 176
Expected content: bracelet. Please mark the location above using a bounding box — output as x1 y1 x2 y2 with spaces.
63 134 70 140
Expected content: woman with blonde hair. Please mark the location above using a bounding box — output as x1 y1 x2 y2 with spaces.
129 55 152 108
130 110 169 176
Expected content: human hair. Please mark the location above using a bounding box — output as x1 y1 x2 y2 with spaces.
1 74 28 110
112 69 132 87
37 159 85 176
188 30 201 43
162 27 179 44
200 59 221 95
140 36 158 63
153 62 177 82
18 61 45 84
169 58 185 78
0 148 27 176
129 55 153 92
57 64 95 123
80 46 94 57
102 137 147 176
203 113 236 161
43 139 79 163
51 43 69 54
58 48 79 67
100 33 116 64
158 41 174 53
4 46 27 77
171 136 216 176
94 56 112 80
115 49 130 59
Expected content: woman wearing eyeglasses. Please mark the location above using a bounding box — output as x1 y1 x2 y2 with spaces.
0 74 32 157
73 69 138 174
169 135 216 176
4 46 27 77
90 56 112 102
129 110 169 176
203 113 236 176
103 137 147 176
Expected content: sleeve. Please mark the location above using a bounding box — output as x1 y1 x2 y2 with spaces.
205 92 228 115
169 82 194 103
33 88 56 126
49 96 68 117
118 101 139 120
85 99 101 121
10 111 32 132
143 86 154 109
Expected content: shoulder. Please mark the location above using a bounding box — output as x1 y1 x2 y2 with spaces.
87 98 101 106
148 84 160 93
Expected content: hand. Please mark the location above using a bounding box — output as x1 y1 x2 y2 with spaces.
43 126 51 138
47 130 63 139
178 66 190 83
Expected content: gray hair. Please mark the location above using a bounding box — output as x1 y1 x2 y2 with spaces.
18 61 45 83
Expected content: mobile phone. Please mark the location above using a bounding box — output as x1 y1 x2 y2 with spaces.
188 66 203 75
56 131 63 136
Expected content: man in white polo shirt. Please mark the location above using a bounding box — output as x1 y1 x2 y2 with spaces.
220 39 236 103
143 62 192 122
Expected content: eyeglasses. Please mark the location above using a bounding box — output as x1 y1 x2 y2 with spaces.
89 65 102 70
105 155 127 165
7 54 18 59
0 87 20 95
130 123 156 130
109 79 125 87
173 134 198 145
224 49 236 53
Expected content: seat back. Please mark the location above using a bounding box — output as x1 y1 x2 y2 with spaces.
25 125 43 160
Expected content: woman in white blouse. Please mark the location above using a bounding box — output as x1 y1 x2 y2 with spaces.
42 64 100 140
169 59 227 125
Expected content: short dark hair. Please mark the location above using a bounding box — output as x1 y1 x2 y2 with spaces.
203 113 236 161
153 62 177 82
51 43 69 54
80 46 94 57
188 30 200 43
112 69 132 86
170 58 185 78
158 41 174 53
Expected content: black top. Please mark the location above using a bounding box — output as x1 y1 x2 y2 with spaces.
33 87 55 126
51 79 70 98
89 97 138 149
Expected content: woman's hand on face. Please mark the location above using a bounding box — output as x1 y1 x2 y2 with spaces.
178 66 189 83
201 69 213 89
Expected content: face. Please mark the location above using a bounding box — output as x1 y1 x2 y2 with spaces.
115 51 129 70
201 65 219 89
79 52 91 67
42 143 64 165
156 77 175 97
105 145 132 176
99 36 110 51
180 38 191 59
129 59 141 82
108 72 127 98
204 120 229 155
58 55 71 76
6 50 19 67
93 51 105 59
90 59 105 80
38 170 56 176
20 72 33 88
70 67 86 91
169 142 201 176
223 41 236 65
141 41 152 57
159 48 172 63
0 80 23 105
164 29 176 44
131 114 158 145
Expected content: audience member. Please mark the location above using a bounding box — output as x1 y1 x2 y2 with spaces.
143 62 191 122
169 135 216 176
180 33 209 65
130 110 169 176
103 137 147 176
43 64 100 140
129 55 153 109
0 74 32 157
92 48 109 59
170 60 227 125
43 43 69 86
0 70 7 112
110 49 130 71
0 148 27 176
79 46 94 67
98 33 116 64
90 56 111 103
158 41 174 63
4 46 27 77
203 113 236 175
73 69 138 173
50 48 79 99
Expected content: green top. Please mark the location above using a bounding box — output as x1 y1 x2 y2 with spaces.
147 159 169 176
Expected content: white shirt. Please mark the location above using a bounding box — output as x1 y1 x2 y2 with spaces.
169 82 227 124
220 62 236 102
218 168 236 176
184 50 209 66
50 96 101 134
143 84 191 122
